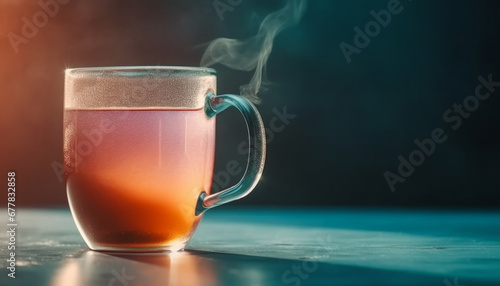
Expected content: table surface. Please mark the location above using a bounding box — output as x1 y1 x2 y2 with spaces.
0 208 499 286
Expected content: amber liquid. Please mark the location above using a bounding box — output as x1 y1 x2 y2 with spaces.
63 109 215 250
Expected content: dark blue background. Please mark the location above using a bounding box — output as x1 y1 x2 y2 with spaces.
210 0 500 207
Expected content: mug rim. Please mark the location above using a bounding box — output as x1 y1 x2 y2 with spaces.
65 66 217 76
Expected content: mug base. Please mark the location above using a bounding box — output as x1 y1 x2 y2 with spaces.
86 241 188 253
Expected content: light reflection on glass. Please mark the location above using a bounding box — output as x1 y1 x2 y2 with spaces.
51 250 218 286
51 247 290 286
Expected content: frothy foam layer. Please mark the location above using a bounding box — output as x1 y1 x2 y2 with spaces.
65 67 216 110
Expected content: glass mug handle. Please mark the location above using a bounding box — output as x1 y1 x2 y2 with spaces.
195 92 266 215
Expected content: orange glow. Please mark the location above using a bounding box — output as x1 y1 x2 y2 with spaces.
1 1 199 206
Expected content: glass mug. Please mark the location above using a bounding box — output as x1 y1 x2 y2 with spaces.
63 66 265 252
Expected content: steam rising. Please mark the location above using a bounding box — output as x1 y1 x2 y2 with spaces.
200 0 307 104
